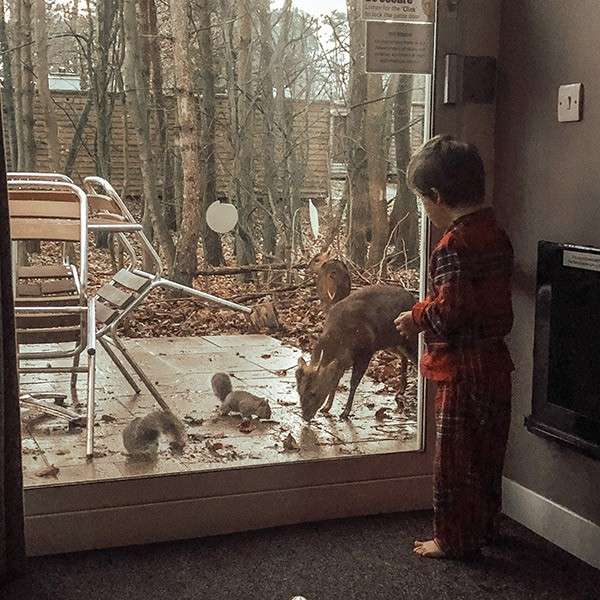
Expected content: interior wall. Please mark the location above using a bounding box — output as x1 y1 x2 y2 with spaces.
494 0 600 524
433 0 502 203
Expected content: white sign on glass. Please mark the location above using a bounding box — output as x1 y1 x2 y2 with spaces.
366 21 434 75
206 201 239 233
362 0 435 23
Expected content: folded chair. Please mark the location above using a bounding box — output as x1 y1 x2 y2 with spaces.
82 176 254 410
8 179 98 457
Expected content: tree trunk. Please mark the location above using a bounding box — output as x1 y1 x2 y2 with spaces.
93 0 116 180
169 0 202 286
366 74 389 268
34 0 61 171
143 0 176 230
258 0 279 260
19 0 36 171
272 0 293 261
10 0 23 169
123 0 175 269
233 0 257 269
390 74 419 261
197 0 224 266
346 0 369 267
0 0 18 167
63 93 93 176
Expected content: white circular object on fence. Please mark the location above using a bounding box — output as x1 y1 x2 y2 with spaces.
206 201 238 233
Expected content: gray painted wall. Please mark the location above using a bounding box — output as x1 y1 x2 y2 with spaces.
494 0 600 524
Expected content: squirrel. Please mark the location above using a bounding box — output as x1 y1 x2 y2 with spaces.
211 372 272 419
122 410 187 457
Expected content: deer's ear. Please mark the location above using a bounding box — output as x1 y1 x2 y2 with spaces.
297 357 307 369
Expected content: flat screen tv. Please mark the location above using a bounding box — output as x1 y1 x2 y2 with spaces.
527 241 600 459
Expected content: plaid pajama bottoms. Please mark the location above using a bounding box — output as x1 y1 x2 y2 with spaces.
433 372 512 558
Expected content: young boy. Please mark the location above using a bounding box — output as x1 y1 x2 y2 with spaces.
395 135 514 560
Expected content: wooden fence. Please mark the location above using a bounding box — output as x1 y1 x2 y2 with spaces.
3 90 332 199
3 90 425 197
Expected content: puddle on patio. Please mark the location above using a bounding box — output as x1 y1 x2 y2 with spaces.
19 335 419 487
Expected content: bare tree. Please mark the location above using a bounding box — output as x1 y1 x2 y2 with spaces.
0 0 18 167
257 0 279 259
141 0 175 229
221 0 257 269
346 0 368 267
17 0 36 171
390 74 419 261
34 0 61 171
169 0 202 285
88 0 120 179
123 0 175 269
365 74 389 267
196 0 224 266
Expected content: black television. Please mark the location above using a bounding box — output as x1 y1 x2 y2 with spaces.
527 240 600 459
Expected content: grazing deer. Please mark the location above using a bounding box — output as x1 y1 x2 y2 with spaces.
296 285 418 421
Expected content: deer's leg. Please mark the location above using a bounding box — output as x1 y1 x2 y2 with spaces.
340 354 371 420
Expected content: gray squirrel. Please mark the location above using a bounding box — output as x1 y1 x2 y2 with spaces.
122 410 187 457
211 373 272 419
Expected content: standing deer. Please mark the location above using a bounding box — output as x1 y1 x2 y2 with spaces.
296 285 418 421
307 251 352 309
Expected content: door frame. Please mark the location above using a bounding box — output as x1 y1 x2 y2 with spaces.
22 0 502 555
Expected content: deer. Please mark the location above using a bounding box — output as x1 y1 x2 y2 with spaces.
307 251 352 309
295 285 419 422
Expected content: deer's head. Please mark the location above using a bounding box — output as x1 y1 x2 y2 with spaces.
307 250 331 275
295 354 340 422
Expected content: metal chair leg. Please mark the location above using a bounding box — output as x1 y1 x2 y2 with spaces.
85 351 96 458
86 299 96 458
99 337 141 394
110 334 170 412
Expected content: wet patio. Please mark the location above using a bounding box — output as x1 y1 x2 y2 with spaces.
19 334 419 487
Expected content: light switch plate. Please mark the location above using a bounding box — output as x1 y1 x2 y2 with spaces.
558 83 583 122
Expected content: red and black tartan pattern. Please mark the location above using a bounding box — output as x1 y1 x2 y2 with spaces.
433 373 512 558
412 208 514 382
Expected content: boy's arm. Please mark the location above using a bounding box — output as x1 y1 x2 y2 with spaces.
411 243 476 336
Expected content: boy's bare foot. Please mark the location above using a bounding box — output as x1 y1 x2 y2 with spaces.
413 539 446 558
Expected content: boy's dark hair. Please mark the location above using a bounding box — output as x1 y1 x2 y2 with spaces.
406 134 485 206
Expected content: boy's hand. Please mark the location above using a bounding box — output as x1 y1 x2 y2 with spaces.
395 311 421 338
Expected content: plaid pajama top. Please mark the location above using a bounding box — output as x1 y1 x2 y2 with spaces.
412 208 514 382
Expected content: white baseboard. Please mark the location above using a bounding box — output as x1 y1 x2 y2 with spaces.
502 477 600 570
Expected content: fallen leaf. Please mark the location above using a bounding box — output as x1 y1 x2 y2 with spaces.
261 354 272 359
100 414 118 423
283 433 299 451
184 415 204 426
278 399 296 406
55 449 70 456
375 407 390 421
239 419 257 434
275 369 287 376
205 440 224 452
365 402 375 409
35 464 60 478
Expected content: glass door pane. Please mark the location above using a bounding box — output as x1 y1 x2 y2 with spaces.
9 0 436 538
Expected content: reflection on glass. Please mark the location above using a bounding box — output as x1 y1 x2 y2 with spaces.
9 0 433 487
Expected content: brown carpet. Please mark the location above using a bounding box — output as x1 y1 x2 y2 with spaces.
2 511 598 600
